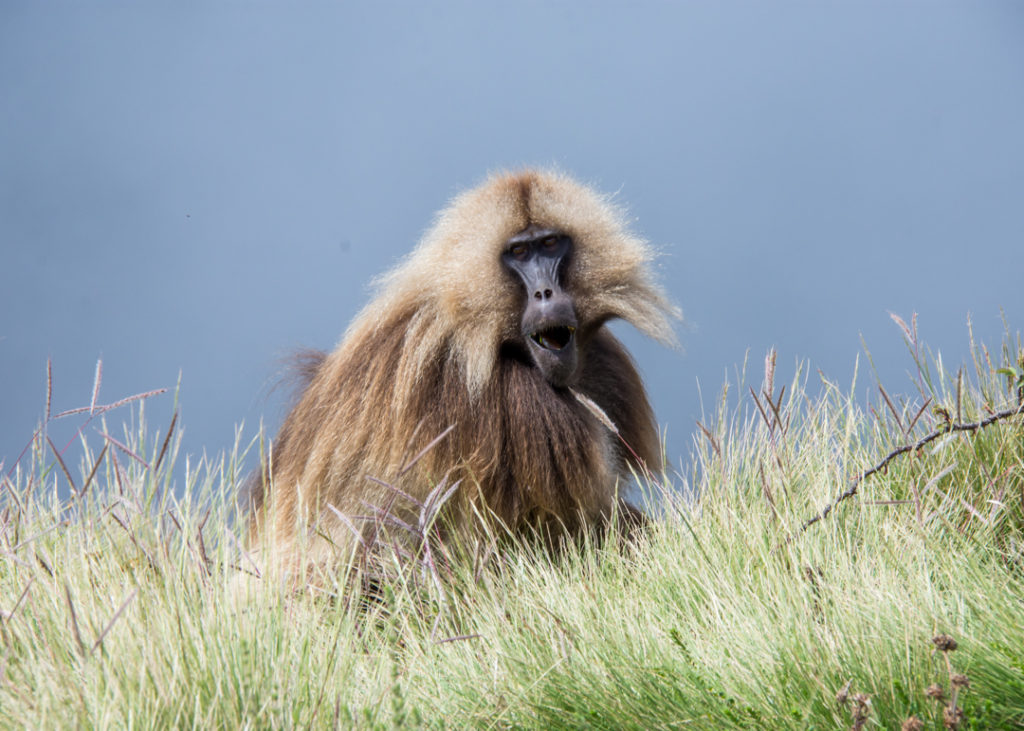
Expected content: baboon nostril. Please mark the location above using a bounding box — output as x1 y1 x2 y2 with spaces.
544 289 552 298
534 291 542 300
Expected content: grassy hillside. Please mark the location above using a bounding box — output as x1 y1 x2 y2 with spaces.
2 323 1022 729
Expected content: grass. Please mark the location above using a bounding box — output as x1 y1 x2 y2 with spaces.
2 321 1023 729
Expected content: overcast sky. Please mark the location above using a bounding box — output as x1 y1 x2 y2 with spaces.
2 3 1023 489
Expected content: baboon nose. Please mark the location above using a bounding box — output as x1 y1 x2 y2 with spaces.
533 288 553 300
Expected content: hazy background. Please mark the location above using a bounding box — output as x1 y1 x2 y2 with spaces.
2 3 1023 489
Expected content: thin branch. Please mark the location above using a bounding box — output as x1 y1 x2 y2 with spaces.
788 402 1024 542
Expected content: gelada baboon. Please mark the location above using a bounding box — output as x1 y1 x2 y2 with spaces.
249 169 679 567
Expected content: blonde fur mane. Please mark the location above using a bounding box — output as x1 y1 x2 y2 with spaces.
250 169 679 567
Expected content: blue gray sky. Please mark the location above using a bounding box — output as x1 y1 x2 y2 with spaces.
2 3 1023 486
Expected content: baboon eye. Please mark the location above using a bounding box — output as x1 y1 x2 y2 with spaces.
509 244 528 259
542 236 559 249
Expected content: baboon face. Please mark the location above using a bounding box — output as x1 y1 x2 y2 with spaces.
502 224 578 388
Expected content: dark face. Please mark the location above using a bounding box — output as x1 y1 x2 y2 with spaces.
502 225 578 387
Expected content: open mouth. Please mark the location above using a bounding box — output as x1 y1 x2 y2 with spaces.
530 325 575 351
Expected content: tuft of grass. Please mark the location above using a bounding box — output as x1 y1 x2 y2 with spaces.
2 322 1024 729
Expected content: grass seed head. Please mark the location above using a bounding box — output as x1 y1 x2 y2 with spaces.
942 704 964 729
901 717 925 731
850 693 871 730
926 684 946 701
932 634 958 652
835 680 851 706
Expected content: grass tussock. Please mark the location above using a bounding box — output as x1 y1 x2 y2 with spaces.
2 318 1023 729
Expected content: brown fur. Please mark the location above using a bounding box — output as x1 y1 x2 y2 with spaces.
248 169 679 565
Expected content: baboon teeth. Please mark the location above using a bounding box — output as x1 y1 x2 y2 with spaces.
532 326 575 351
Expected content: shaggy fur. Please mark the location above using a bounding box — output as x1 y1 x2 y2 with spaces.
249 169 679 564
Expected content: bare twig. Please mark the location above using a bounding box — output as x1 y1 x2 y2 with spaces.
788 402 1024 542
